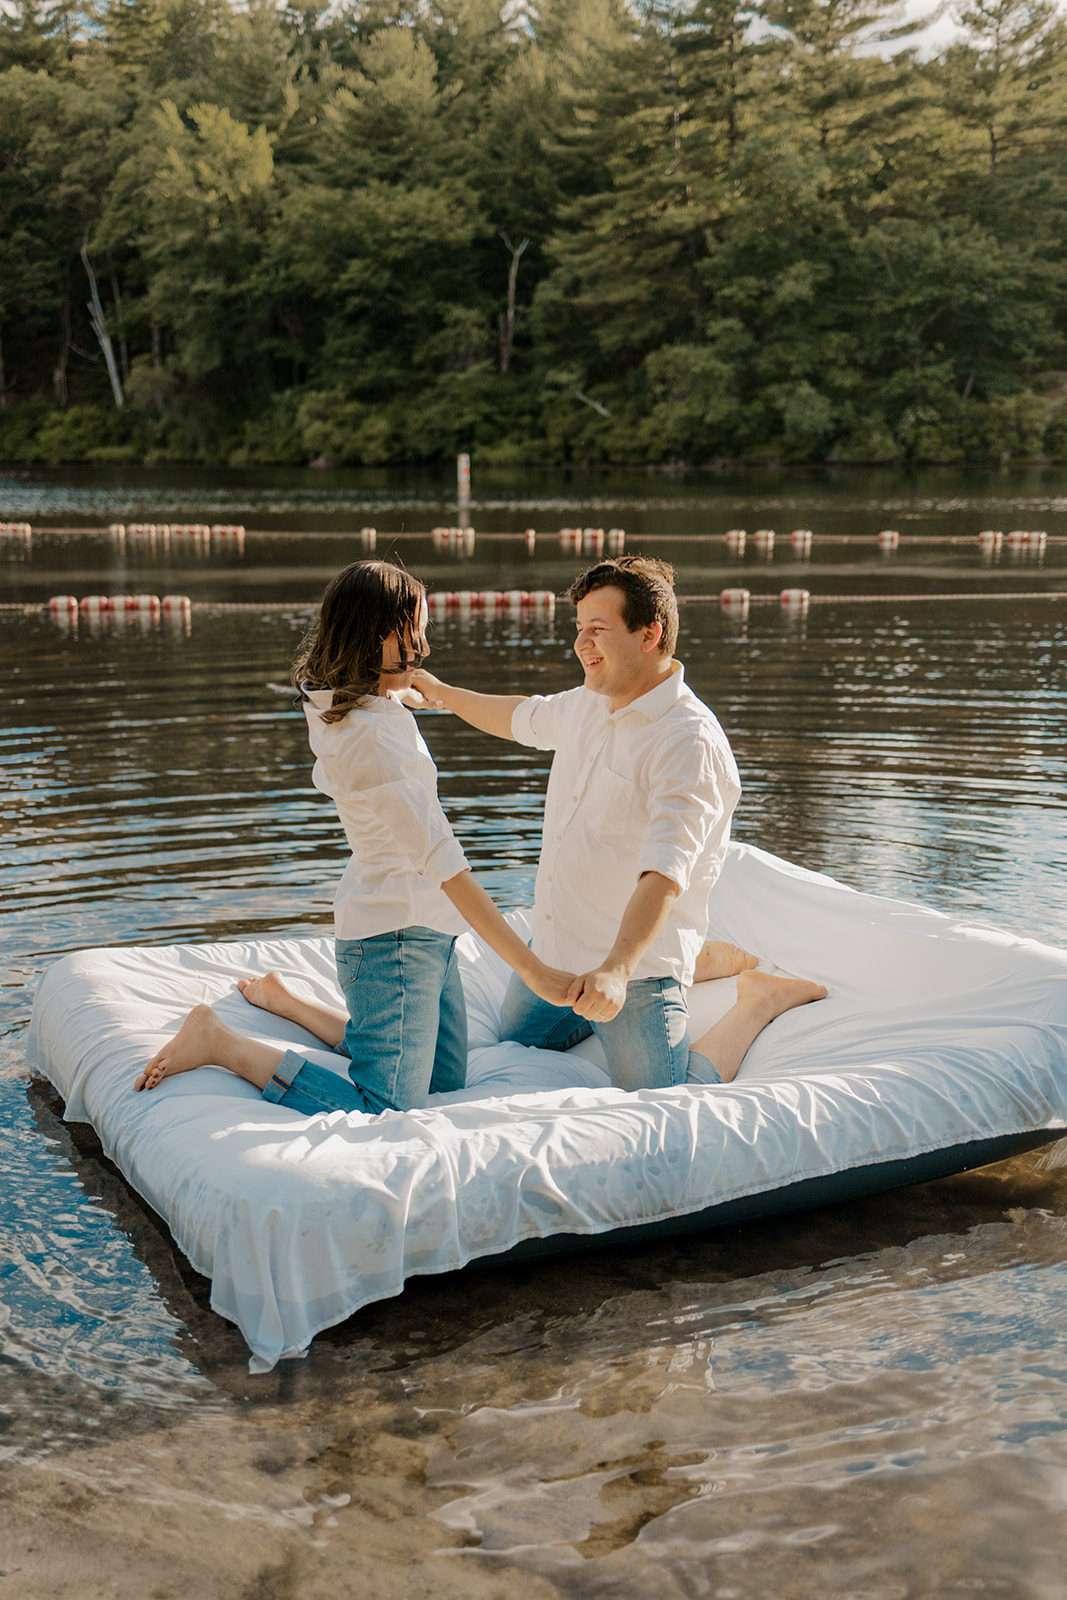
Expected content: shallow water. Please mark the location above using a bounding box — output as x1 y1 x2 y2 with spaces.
3 465 1067 1597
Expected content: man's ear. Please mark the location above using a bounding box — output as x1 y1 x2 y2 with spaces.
641 620 664 654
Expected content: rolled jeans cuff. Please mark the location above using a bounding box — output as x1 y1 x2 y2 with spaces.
687 1049 722 1085
262 1049 304 1104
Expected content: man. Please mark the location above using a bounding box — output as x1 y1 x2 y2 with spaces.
412 556 824 1088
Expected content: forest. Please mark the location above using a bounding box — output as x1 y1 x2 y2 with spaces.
1 0 1066 467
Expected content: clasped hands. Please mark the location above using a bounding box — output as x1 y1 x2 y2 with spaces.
528 960 628 1022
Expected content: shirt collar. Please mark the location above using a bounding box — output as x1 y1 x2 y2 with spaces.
607 659 686 725
302 686 404 713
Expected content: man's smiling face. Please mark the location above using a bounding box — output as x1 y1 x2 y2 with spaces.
573 585 663 710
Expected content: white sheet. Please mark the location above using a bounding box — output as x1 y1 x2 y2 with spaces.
26 843 1067 1372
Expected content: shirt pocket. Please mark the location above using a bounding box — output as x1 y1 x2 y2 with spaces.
586 765 638 843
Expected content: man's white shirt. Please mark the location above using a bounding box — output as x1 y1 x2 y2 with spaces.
511 661 741 984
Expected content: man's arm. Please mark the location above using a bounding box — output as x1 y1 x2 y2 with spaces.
566 870 680 1020
410 669 524 742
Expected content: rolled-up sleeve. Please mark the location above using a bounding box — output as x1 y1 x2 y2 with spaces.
635 731 734 895
511 692 568 750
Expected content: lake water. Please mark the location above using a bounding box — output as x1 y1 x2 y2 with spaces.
2 463 1067 1598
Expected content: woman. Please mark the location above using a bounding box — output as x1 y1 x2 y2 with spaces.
135 560 576 1114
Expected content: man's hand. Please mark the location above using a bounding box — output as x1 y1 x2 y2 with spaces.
410 668 447 707
409 671 523 740
566 965 629 1022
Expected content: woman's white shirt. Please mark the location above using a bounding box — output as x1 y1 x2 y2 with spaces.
302 688 468 940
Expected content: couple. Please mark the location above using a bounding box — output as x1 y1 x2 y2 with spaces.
136 555 824 1109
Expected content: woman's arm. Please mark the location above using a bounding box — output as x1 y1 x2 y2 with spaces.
441 869 576 1007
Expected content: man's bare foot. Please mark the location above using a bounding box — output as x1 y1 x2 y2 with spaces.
736 967 828 1020
238 971 299 1022
690 969 828 1086
135 1004 231 1091
693 940 759 983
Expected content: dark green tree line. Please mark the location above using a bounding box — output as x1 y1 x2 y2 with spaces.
1 0 1065 465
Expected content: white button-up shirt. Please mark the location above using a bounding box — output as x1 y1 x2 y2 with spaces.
303 688 468 940
511 663 741 983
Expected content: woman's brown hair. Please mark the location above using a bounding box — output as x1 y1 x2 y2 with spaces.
291 560 426 723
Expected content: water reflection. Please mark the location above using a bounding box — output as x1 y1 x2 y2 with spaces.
3 476 1067 1594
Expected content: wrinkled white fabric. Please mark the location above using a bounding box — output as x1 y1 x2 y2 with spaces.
27 843 1067 1373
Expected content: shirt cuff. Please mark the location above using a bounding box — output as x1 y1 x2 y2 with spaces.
635 849 691 895
510 695 551 748
423 835 469 888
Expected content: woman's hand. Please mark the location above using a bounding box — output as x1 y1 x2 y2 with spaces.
525 959 581 1009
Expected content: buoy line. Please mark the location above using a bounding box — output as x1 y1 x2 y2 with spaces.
12 524 1067 546
7 588 1065 622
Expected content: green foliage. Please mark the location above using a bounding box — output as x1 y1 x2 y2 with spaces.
1 0 1065 465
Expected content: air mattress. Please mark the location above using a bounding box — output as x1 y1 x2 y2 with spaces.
26 843 1067 1371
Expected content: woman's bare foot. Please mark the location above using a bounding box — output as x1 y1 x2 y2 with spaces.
239 971 299 1021
693 941 759 983
135 1004 283 1093
136 1004 232 1090
691 969 828 1085
239 971 348 1051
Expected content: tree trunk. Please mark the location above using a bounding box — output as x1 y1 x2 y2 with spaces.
110 269 130 385
151 324 164 411
499 234 529 375
81 240 124 408
53 272 71 406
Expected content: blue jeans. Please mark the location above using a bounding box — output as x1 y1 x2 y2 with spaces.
499 971 721 1091
262 927 467 1116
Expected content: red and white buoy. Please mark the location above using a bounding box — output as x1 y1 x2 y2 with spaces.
878 529 899 551
49 595 78 613
1007 529 1046 552
790 528 813 554
725 529 746 554
429 589 555 615
720 587 750 619
753 528 775 555
780 588 810 614
431 526 475 552
978 529 1003 552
